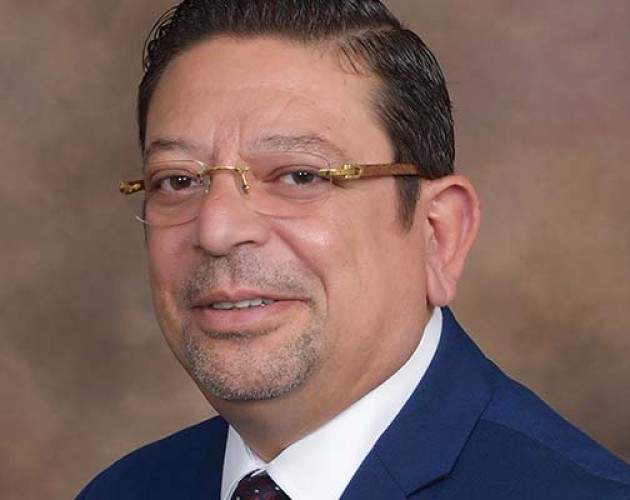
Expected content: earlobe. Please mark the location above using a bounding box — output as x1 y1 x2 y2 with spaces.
421 175 481 306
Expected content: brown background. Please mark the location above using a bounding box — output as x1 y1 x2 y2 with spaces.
1 1 628 498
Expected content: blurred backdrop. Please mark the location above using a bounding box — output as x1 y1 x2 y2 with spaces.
1 1 628 498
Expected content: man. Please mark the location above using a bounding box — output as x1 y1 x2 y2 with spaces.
79 1 630 498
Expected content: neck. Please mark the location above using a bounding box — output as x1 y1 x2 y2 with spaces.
209 375 364 460
208 342 419 461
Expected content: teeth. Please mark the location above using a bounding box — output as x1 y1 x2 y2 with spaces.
210 299 274 310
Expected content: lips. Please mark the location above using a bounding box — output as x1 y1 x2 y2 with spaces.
189 290 303 334
190 289 290 309
209 298 276 310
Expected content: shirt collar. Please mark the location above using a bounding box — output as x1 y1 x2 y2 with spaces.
221 307 442 500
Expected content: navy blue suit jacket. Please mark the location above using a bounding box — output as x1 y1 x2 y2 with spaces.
78 308 630 499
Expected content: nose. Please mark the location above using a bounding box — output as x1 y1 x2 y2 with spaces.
193 170 270 256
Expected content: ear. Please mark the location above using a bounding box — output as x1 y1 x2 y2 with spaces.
419 175 480 307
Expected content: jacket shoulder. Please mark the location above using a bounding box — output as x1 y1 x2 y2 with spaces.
461 365 630 497
76 416 228 499
440 416 630 499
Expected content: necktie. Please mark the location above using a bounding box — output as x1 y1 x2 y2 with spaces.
231 471 291 500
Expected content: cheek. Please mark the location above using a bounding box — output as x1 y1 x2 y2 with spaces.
275 210 359 282
146 230 195 349
274 199 393 322
147 229 192 289
299 195 424 313
147 235 175 299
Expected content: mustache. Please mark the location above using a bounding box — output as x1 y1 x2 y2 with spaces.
182 250 310 307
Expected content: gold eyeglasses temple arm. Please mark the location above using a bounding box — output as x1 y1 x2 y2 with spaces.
119 180 145 195
318 163 420 180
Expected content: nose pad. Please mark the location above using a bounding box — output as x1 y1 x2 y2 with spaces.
201 166 250 199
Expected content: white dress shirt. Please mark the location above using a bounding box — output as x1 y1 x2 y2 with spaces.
221 307 442 500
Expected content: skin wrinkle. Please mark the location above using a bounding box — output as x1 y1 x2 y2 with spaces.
144 95 350 170
145 133 347 168
181 250 312 309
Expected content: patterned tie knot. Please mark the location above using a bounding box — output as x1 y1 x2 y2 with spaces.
231 471 290 500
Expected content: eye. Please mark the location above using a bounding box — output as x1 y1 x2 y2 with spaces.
161 174 196 191
264 165 331 201
277 169 323 186
148 171 203 193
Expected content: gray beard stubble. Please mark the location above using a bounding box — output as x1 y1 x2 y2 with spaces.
180 250 323 401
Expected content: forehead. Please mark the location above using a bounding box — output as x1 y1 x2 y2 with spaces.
145 36 392 160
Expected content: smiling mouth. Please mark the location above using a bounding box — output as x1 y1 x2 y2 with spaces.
209 298 276 310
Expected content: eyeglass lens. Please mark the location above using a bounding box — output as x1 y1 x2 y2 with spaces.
127 153 335 226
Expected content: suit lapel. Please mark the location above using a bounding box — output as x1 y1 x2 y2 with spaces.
342 308 494 498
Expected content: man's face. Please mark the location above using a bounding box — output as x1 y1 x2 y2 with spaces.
144 37 431 410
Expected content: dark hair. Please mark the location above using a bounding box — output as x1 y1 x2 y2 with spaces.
138 0 454 228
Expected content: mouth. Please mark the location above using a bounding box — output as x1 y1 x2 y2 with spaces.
208 298 276 311
190 294 301 334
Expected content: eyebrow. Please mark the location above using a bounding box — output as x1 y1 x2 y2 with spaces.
143 138 204 162
252 134 346 159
